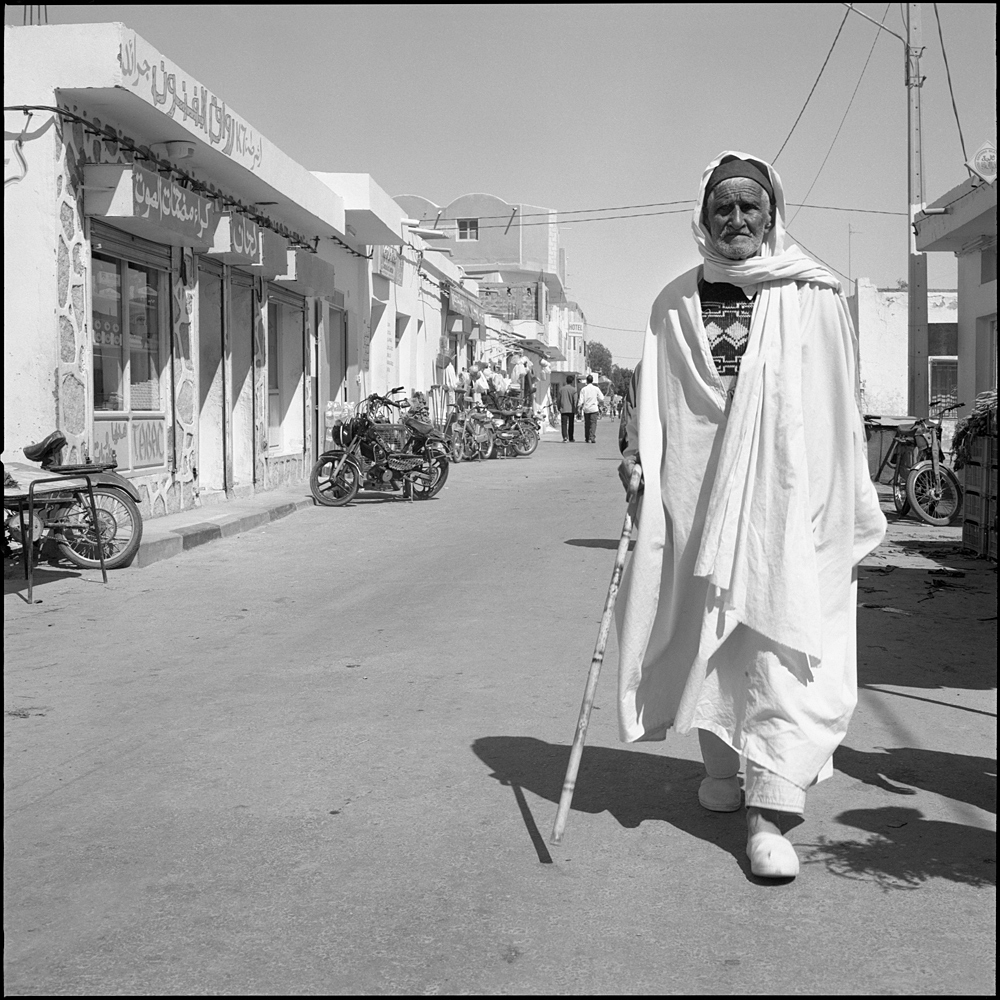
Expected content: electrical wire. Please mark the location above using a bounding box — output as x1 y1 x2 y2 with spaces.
786 229 852 283
933 2 969 164
788 4 890 229
773 7 852 164
3 103 373 258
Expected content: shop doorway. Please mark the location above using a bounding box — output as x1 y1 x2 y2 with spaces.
230 274 255 488
198 263 226 496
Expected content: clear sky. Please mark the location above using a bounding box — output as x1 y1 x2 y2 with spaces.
6 4 996 366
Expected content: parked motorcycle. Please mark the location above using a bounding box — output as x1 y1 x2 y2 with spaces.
309 388 450 506
488 406 540 458
3 430 144 570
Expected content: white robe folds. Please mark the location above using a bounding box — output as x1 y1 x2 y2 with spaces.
615 151 886 791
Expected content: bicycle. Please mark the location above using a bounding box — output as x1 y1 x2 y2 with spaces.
866 404 963 526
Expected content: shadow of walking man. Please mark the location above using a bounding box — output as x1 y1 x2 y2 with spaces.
472 735 750 870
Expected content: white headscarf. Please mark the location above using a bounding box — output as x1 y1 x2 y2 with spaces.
693 151 838 295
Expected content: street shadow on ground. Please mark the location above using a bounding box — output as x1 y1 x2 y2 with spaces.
857 570 997 690
473 737 997 889
472 736 759 879
3 562 89 602
801 806 996 890
565 538 635 550
835 745 997 814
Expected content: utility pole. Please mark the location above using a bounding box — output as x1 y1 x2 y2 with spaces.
848 223 862 295
906 3 929 417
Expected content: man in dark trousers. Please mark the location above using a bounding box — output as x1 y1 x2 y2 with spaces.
557 376 578 442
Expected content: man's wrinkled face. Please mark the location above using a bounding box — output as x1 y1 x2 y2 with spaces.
704 178 774 260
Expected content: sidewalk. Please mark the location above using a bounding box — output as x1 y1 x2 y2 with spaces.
133 485 313 568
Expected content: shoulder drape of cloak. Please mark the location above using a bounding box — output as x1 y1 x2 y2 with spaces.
615 151 886 790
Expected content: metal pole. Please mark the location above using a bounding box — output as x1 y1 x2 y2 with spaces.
907 3 929 418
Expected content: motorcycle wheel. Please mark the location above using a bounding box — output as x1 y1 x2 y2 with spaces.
514 422 539 456
479 426 496 460
410 453 449 500
906 462 963 526
310 455 361 507
57 487 143 569
891 453 911 515
449 426 466 463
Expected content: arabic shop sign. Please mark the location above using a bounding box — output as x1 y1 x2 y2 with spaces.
210 212 262 265
131 164 217 243
373 245 403 285
119 29 264 172
448 286 484 324
83 163 217 246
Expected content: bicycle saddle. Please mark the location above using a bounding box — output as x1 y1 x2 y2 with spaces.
23 431 67 466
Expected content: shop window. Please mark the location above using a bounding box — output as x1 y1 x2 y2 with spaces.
457 219 479 241
91 253 169 471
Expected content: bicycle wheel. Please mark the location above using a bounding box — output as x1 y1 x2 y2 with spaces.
478 425 496 460
310 455 360 506
513 422 539 456
906 462 963 526
462 424 480 461
57 488 142 569
449 426 466 463
410 453 449 500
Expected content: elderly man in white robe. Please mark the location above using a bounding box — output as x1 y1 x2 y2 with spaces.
616 152 886 879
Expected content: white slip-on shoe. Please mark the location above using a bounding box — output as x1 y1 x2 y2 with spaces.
746 832 800 878
698 775 742 812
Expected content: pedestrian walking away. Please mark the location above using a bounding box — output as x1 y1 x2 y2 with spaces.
558 375 578 442
615 151 886 879
577 375 605 444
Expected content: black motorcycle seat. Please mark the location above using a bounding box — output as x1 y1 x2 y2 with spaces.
23 431 67 462
49 463 117 474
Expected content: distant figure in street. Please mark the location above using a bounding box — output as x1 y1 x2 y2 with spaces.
576 375 605 444
615 151 886 878
557 376 578 442
522 359 537 411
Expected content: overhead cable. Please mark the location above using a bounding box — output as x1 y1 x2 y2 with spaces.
932 3 969 164
773 7 852 163
786 229 851 283
789 4 890 229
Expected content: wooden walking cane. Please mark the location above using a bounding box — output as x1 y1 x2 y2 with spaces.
551 465 643 845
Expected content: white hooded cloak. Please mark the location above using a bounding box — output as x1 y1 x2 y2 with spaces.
615 152 886 790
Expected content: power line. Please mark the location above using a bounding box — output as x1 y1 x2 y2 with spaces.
432 198 695 223
420 198 906 231
587 322 646 333
773 7 852 163
789 4 890 229
786 229 852 284
475 206 693 229
933 2 969 164
790 203 905 217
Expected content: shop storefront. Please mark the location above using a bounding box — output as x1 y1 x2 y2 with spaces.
5 22 379 517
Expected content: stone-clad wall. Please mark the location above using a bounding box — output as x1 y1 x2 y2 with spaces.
57 105 199 517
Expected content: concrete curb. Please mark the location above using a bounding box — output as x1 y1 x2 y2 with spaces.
134 497 313 569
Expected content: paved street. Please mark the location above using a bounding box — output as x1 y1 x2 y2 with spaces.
4 431 996 995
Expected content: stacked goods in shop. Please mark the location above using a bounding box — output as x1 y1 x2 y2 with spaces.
953 391 998 559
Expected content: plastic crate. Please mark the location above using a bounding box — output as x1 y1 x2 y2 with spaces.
969 433 995 466
964 462 986 492
963 490 989 524
962 519 988 555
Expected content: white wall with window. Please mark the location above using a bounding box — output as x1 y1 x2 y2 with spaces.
457 219 479 241
90 225 172 474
